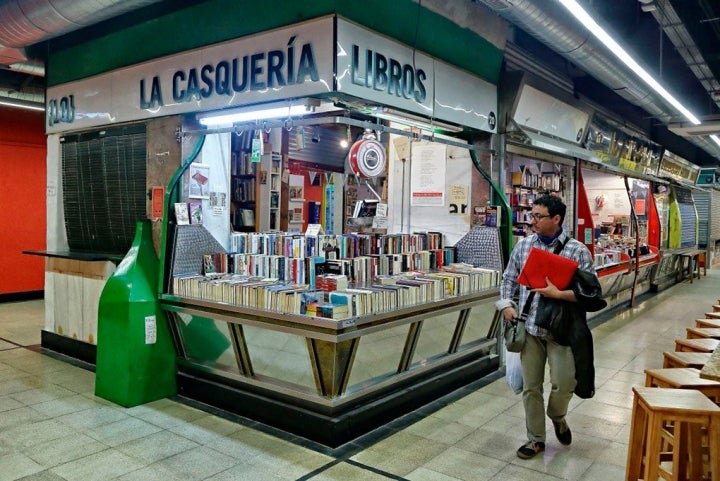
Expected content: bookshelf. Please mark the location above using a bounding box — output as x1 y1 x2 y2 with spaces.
230 142 257 232
288 174 305 231
259 152 282 231
509 162 565 239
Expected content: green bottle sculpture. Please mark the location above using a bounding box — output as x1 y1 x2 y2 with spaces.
95 220 177 406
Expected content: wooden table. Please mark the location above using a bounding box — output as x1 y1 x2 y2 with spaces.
700 345 720 382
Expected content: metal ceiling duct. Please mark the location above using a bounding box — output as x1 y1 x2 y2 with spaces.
475 0 720 159
0 0 162 67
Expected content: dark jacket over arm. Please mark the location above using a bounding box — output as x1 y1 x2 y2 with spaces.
536 269 606 399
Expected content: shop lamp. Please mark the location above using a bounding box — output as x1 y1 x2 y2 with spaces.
199 104 312 127
0 97 45 111
557 0 701 126
370 107 463 133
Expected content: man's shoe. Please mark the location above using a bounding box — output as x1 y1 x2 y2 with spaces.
516 440 545 459
553 418 572 445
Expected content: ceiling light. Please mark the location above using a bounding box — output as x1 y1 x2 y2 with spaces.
199 104 312 127
0 98 45 112
557 0 701 125
370 107 463 133
711 135 720 148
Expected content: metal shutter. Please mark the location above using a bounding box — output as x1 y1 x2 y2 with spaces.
693 190 710 248
61 125 147 254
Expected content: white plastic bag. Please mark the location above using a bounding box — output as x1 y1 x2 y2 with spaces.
505 348 523 394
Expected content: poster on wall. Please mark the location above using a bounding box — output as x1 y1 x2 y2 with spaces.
448 184 468 215
188 164 210 199
410 143 446 206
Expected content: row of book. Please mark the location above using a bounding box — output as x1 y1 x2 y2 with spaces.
231 176 255 202
199 250 457 286
227 232 445 259
172 265 501 318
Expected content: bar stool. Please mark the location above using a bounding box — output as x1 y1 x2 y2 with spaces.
687 327 720 340
713 305 720 313
645 367 720 403
625 387 720 481
705 312 720 320
675 338 720 353
697 318 720 328
663 351 712 369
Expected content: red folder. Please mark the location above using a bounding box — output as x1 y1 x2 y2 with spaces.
518 247 578 290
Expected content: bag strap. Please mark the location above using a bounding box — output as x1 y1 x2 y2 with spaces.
519 236 570 319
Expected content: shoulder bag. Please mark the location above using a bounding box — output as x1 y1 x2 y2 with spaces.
503 291 534 353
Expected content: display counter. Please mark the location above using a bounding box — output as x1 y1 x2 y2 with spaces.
651 248 689 291
159 288 500 447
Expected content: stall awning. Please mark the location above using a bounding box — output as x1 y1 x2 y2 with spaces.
509 127 600 163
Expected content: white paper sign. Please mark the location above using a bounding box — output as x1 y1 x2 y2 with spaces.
372 216 389 229
306 224 324 236
145 315 157 345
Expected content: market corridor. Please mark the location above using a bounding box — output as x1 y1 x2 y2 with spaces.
0 269 718 480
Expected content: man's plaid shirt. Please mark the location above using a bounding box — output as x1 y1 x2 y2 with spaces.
495 230 596 337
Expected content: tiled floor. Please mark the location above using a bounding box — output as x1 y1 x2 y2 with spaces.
0 270 718 480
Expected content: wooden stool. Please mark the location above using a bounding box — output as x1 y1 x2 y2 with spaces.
697 318 720 328
705 312 720 320
645 367 720 403
713 305 720 313
676 338 720 353
626 387 720 481
663 351 712 369
687 327 720 340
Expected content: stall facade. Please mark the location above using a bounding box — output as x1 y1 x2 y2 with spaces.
40 8 505 446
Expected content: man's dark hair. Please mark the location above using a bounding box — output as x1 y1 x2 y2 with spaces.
533 194 566 224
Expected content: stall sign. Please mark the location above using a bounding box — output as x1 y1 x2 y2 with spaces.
659 150 701 184
584 115 661 176
512 84 589 144
46 17 335 133
335 19 497 133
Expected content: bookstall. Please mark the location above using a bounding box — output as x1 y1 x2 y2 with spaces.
501 76 589 250
652 150 706 286
580 113 664 306
41 12 505 445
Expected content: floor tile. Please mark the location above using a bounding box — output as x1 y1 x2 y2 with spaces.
1 271 719 480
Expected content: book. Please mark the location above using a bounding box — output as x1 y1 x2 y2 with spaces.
174 202 190 225
518 247 578 290
189 200 203 225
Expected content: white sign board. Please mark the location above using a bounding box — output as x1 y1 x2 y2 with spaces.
336 19 497 132
46 17 335 133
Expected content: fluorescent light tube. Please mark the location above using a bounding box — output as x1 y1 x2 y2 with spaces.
0 98 45 111
199 105 310 127
711 135 720 148
557 0 701 125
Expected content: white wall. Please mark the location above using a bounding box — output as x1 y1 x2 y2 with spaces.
195 133 231 251
582 168 631 226
388 134 471 245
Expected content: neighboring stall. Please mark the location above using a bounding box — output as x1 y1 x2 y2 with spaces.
582 113 664 306
653 150 705 287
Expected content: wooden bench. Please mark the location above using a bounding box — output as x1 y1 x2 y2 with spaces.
697 318 720 329
677 249 706 283
676 338 720 353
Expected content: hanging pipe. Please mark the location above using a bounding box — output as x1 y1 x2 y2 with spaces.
624 175 641 307
469 149 512 266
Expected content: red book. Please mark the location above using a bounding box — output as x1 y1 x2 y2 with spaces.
518 247 578 290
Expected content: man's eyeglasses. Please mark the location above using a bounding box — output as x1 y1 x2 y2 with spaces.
530 213 552 221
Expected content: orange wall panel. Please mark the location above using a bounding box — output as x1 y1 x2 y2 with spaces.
0 107 46 295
